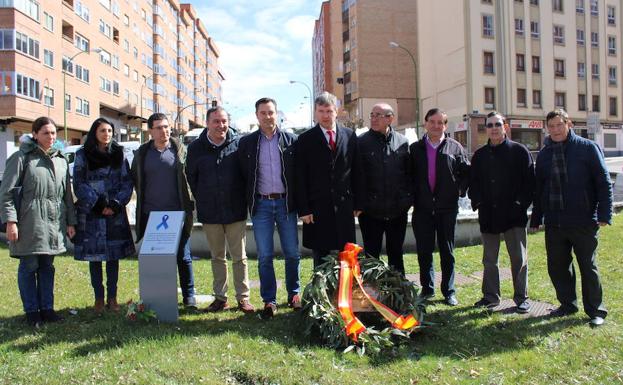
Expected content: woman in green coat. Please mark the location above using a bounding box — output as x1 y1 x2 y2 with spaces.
0 117 77 327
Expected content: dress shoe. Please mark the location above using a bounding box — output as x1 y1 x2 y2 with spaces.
474 298 499 309
516 301 531 314
25 312 42 327
444 295 458 306
40 309 64 323
288 294 302 311
548 306 578 318
237 299 255 314
94 298 106 314
183 296 198 309
261 303 277 319
107 298 120 313
206 299 230 312
589 316 605 327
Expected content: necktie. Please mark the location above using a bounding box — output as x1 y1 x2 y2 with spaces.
327 130 336 152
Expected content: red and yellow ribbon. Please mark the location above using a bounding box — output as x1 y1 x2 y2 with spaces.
337 243 419 342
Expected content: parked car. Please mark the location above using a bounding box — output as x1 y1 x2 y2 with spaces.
63 141 139 178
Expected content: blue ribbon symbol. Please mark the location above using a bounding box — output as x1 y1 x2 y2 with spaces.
156 215 169 230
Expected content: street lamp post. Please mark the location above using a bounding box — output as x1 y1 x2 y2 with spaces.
390 41 420 138
173 101 212 138
289 80 313 127
63 48 102 145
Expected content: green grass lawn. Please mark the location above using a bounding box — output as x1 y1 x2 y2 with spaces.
1 215 622 385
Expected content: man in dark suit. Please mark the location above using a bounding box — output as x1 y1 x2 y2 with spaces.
296 91 363 268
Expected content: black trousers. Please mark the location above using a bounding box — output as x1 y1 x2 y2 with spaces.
412 210 458 298
545 225 607 318
358 212 408 275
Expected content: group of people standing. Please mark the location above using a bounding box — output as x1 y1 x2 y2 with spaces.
0 90 613 328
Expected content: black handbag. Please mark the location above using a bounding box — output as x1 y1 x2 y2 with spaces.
0 154 29 233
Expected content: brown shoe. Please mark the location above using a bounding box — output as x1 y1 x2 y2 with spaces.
107 298 120 313
261 303 277 319
288 294 302 311
237 299 255 314
205 299 230 312
94 298 105 314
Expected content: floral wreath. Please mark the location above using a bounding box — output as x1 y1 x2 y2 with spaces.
301 243 426 355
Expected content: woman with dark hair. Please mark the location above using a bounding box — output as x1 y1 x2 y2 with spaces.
73 118 135 313
0 117 77 327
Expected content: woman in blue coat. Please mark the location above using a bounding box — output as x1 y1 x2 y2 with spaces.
73 118 135 313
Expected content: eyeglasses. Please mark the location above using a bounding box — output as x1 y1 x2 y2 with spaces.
370 113 392 118
485 122 503 128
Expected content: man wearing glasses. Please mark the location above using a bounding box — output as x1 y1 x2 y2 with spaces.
468 111 535 313
357 103 412 275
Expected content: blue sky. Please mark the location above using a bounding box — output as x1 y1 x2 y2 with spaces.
191 0 324 131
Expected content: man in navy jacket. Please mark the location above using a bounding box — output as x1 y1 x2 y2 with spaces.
530 108 612 327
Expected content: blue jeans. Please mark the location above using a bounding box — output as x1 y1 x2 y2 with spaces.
177 234 195 300
17 255 55 313
89 261 119 300
252 197 300 304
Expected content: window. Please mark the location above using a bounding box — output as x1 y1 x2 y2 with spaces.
484 87 495 109
99 0 111 10
43 86 54 106
530 0 538 5
62 56 74 74
482 0 492 3
15 73 39 99
123 64 129 77
609 97 617 116
74 33 89 52
123 14 129 26
2 0 39 21
516 54 525 71
590 0 598 16
609 66 617 85
483 51 494 74
113 80 119 95
554 59 566 77
43 12 53 31
553 25 565 44
576 0 584 13
43 49 53 67
578 62 586 78
576 29 584 45
533 90 542 108
555 92 566 108
65 93 71 111
592 63 600 79
482 14 494 37
608 36 616 55
517 88 527 107
592 95 600 111
133 47 138 59
579 94 587 111
100 77 111 93
604 133 617 148
112 55 119 69
99 19 112 38
591 32 599 47
532 56 540 73
553 0 563 12
515 19 524 36
530 21 540 38
15 32 39 59
76 97 90 116
75 0 90 22
75 64 89 83
608 6 616 25
132 70 138 82
99 49 111 66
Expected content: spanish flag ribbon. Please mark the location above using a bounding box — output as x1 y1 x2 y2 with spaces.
337 243 419 342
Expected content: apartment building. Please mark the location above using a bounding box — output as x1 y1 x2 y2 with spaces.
417 0 623 155
0 0 222 175
312 0 418 129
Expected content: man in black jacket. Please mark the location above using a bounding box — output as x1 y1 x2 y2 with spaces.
186 107 254 314
410 108 470 306
296 91 363 268
358 103 412 275
469 111 534 313
238 98 300 319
